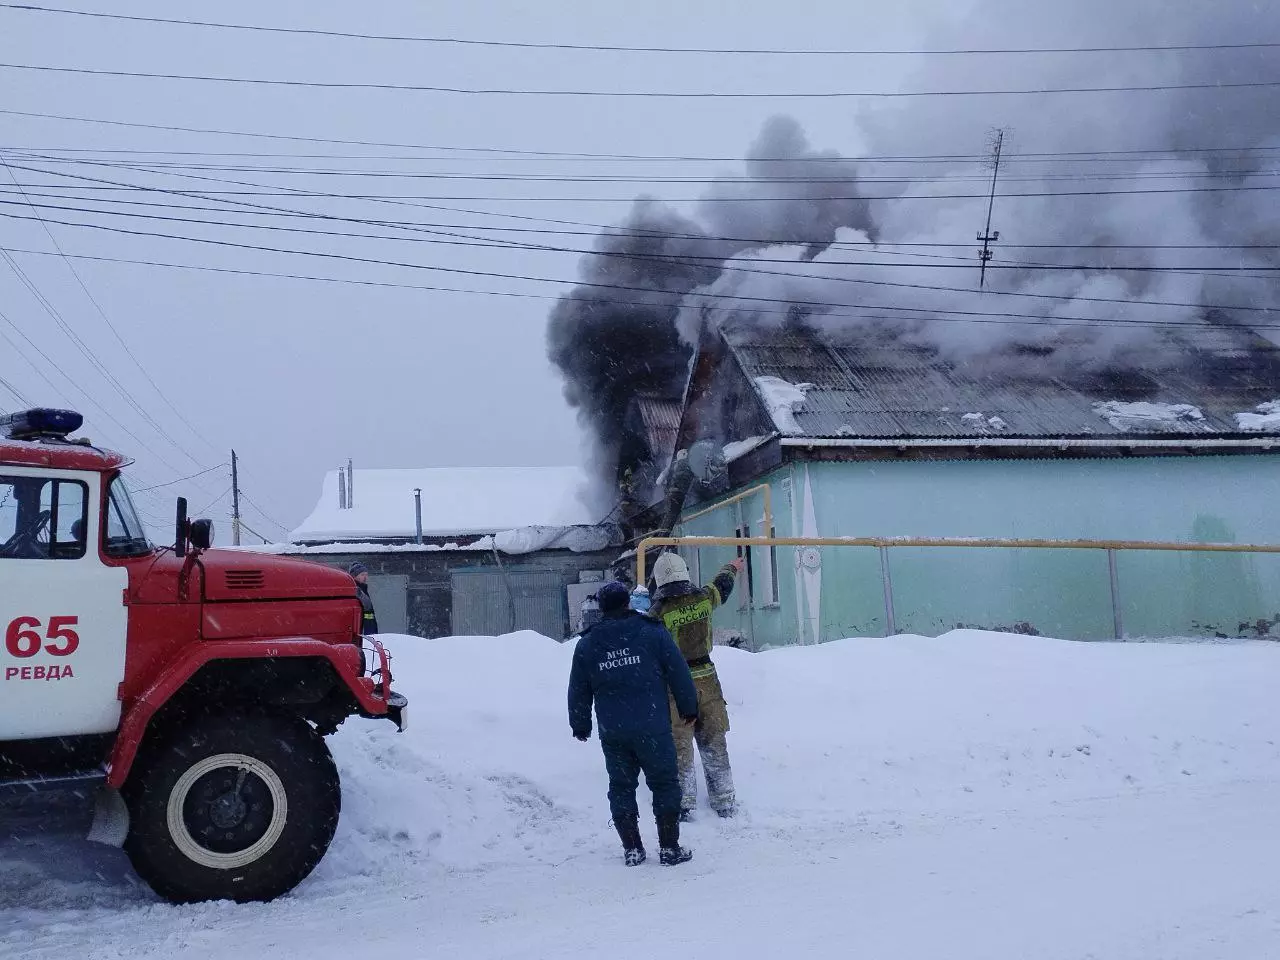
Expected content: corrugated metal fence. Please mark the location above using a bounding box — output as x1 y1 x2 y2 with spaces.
450 567 568 638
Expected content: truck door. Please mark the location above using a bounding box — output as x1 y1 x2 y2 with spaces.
0 468 129 740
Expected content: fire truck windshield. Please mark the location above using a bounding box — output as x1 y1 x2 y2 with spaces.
105 473 152 557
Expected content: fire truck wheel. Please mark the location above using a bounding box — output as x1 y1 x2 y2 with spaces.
122 710 341 903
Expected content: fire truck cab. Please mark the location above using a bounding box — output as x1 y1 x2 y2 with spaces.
0 409 406 903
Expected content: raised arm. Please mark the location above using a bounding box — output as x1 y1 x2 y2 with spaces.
706 557 744 608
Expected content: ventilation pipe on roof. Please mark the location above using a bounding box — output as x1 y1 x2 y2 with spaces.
347 459 354 509
413 488 423 544
338 466 347 510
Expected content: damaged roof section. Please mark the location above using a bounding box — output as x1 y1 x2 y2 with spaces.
721 324 1280 442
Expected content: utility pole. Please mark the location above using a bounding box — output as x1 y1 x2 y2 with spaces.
977 128 1004 289
230 449 242 546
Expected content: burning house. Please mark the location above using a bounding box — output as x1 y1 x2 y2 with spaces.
545 0 1280 644
643 321 1280 645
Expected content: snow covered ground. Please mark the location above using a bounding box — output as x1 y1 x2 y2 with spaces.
4 630 1280 959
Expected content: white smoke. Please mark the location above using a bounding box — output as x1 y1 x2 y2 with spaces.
673 0 1280 369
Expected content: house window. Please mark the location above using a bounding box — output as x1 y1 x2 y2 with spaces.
735 523 753 610
734 509 778 608
760 526 779 606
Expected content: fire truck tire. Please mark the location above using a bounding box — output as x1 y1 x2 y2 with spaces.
122 710 341 903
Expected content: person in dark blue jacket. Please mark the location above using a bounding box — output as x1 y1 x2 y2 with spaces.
568 580 699 866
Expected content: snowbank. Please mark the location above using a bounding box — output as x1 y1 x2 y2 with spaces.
8 631 1280 959
324 629 1280 877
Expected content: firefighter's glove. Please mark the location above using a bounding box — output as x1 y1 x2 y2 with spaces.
573 731 590 742
681 714 698 727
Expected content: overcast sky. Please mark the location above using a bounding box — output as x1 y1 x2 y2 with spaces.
28 0 1279 544
0 0 960 537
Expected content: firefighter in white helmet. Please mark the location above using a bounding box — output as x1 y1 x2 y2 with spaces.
648 551 744 819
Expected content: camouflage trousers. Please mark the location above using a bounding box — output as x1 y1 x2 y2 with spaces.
669 671 736 815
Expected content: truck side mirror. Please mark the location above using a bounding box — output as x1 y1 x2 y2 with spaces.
175 497 189 558
189 519 214 551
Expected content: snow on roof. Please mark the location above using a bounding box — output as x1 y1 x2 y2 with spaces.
722 434 773 462
1236 401 1280 433
291 466 596 543
752 376 813 436
723 324 1280 441
1092 401 1204 431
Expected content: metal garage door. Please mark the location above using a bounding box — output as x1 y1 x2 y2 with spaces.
367 574 409 635
450 568 567 638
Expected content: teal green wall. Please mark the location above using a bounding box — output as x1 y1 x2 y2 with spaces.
677 455 1280 645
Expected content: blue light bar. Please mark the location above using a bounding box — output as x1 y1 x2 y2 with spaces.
0 408 85 440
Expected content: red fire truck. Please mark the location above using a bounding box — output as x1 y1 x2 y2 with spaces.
0 408 406 903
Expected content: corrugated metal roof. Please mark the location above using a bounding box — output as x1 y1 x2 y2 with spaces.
723 325 1280 441
635 393 682 458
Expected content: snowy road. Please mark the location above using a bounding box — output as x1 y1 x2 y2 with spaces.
4 632 1280 959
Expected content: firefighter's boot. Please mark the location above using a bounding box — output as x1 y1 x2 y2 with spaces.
615 818 646 866
656 813 693 866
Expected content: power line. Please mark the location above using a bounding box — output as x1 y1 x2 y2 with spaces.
240 493 291 533
0 255 203 468
0 251 198 473
192 485 232 516
135 461 229 492
6 61 1280 99
0 302 184 467
9 107 1280 164
0 312 83 408
5 198 1278 280
0 372 29 406
0 152 218 456
236 522 273 545
5 4 1279 57
7 206 1279 323
14 145 1280 169
5 241 1279 338
0 184 1273 295
10 161 1280 302
5 159 1278 320
9 187 1280 252
12 152 1280 185
10 158 1280 203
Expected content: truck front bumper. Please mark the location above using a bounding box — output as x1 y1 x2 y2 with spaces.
385 691 409 732
357 636 408 732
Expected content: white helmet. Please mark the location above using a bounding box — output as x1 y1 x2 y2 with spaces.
653 552 691 588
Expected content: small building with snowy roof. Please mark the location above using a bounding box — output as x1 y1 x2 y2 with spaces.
634 322 1280 646
271 466 621 639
